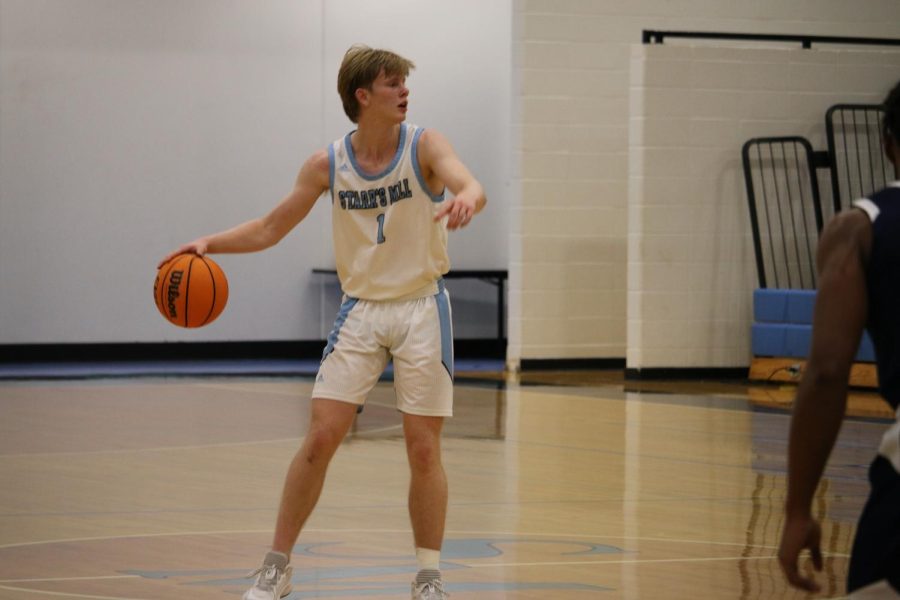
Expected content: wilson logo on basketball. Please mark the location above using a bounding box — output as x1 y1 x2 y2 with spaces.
154 254 228 328
167 271 183 318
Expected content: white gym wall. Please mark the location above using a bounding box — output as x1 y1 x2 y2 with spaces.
0 0 511 344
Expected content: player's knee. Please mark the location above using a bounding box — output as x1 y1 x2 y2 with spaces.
303 424 344 464
406 438 442 473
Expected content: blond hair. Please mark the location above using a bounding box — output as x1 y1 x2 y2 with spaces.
337 45 415 123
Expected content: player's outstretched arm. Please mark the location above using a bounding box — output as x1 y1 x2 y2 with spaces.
419 129 486 230
158 151 329 267
778 209 871 592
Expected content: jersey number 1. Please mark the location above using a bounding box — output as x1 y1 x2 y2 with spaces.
376 213 386 244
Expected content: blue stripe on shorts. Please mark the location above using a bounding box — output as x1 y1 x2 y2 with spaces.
321 296 359 363
435 279 453 379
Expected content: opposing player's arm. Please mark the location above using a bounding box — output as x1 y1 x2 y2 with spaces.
418 129 486 230
159 150 330 267
778 208 871 591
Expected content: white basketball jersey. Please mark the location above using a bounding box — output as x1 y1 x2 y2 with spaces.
328 123 449 300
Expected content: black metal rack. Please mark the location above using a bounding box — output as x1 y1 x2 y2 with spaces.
643 30 900 49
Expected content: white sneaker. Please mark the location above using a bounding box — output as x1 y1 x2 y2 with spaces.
242 562 293 600
412 579 448 599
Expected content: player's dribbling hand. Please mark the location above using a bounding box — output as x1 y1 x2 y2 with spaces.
158 240 209 269
778 514 823 592
435 196 477 230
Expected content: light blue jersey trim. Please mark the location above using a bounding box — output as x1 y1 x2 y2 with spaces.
411 127 446 203
345 123 408 181
321 296 359 362
434 279 453 379
327 143 336 203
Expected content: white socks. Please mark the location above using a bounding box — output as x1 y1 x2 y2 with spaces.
415 547 441 583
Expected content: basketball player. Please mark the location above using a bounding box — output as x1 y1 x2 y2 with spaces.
778 79 900 597
160 45 486 600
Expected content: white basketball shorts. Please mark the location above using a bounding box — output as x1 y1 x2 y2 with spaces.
312 280 454 417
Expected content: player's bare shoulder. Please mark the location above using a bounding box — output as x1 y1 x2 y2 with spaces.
417 128 451 159
818 208 873 264
294 148 331 191
307 148 331 179
415 128 463 181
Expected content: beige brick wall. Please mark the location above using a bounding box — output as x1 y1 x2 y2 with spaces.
509 0 900 367
629 45 900 369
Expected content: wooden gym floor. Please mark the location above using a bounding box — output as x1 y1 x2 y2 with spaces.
0 369 894 599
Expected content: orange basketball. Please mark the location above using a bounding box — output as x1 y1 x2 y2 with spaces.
154 254 228 328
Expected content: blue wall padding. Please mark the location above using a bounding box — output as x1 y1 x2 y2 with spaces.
751 317 876 362
753 289 787 323
753 289 816 324
751 322 786 356
752 288 874 362
786 292 816 324
786 324 814 357
752 323 811 358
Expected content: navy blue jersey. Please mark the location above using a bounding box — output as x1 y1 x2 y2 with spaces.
854 182 900 475
857 183 900 410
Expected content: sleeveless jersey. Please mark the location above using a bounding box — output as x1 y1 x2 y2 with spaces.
853 181 900 472
328 123 448 301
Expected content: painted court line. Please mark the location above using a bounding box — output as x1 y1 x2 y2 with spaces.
0 529 274 550
0 437 302 458
1 423 403 458
0 575 140 584
0 526 816 554
0 585 144 600
464 554 827 568
0 528 851 599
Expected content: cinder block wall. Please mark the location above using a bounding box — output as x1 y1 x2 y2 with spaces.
628 45 900 369
509 0 900 368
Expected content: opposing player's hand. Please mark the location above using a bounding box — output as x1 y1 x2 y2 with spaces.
435 195 478 230
778 514 823 592
158 240 208 269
